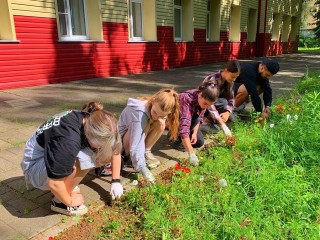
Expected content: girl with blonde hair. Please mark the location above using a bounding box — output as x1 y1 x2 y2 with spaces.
21 102 123 216
118 88 179 183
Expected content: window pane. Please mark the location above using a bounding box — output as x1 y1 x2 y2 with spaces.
174 0 182 6
132 2 143 37
174 8 181 38
58 13 68 36
69 0 86 35
57 0 67 13
207 0 211 11
206 13 210 39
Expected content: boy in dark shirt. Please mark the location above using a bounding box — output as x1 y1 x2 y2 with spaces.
233 57 280 118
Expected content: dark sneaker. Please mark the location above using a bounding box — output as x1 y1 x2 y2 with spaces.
51 199 88 216
200 123 219 134
95 163 112 176
170 140 185 151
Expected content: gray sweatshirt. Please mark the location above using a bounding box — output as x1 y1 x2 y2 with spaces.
118 98 150 171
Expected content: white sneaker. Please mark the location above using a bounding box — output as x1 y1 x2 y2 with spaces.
51 199 88 216
145 152 160 169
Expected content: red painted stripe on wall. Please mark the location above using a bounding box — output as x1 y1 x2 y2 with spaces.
0 15 295 90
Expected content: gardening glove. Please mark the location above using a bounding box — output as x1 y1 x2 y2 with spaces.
188 152 199 166
220 123 232 137
110 182 124 200
140 166 155 184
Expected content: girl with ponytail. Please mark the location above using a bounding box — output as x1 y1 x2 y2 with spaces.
21 102 123 216
118 88 179 184
170 81 219 166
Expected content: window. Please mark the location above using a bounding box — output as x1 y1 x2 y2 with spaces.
174 0 182 40
57 0 88 40
174 0 194 42
128 0 157 41
230 5 241 41
271 13 281 41
129 0 144 40
0 0 17 41
206 1 210 40
206 0 220 41
247 8 257 42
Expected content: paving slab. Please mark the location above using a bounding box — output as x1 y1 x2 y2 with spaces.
0 53 318 240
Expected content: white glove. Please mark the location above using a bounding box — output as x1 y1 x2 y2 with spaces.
189 152 199 166
141 167 155 184
110 182 124 200
220 123 232 137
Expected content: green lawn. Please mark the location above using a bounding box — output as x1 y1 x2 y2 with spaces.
298 47 320 53
57 71 320 240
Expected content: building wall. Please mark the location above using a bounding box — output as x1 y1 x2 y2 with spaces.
0 0 302 89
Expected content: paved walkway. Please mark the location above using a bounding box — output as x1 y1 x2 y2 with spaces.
0 53 319 240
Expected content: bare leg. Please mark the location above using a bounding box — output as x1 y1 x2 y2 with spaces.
64 159 90 195
122 130 130 157
145 118 166 149
234 84 249 108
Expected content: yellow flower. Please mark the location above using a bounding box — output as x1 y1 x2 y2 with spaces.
165 194 170 200
296 107 301 111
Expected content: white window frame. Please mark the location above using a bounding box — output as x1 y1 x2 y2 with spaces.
206 0 211 41
57 0 88 41
174 1 182 41
129 0 144 41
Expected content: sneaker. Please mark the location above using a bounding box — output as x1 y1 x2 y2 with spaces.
234 103 246 112
200 123 219 134
145 152 160 169
51 199 88 216
72 185 81 194
95 163 112 176
170 140 185 151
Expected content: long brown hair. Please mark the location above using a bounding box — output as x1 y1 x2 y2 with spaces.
198 80 219 102
220 60 241 98
81 102 121 165
145 89 180 141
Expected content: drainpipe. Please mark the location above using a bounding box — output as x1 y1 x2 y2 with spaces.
256 0 268 57
264 0 268 35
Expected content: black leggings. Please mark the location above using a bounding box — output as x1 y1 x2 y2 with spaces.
178 113 204 148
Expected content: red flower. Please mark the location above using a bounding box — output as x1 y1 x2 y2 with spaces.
175 164 190 173
276 105 284 113
48 237 57 240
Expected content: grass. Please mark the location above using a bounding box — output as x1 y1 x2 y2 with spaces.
298 46 320 53
57 71 320 240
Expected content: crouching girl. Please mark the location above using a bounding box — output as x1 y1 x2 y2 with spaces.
21 102 123 216
118 88 179 183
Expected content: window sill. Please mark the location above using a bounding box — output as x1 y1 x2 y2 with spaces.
0 40 20 43
128 40 159 43
58 40 105 43
174 40 194 43
206 40 221 43
229 41 241 43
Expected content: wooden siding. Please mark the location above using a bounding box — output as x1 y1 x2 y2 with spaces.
265 0 302 33
0 1 302 89
0 15 260 90
240 0 258 32
11 0 56 18
157 0 174 26
220 0 232 31
194 0 207 29
100 0 128 23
